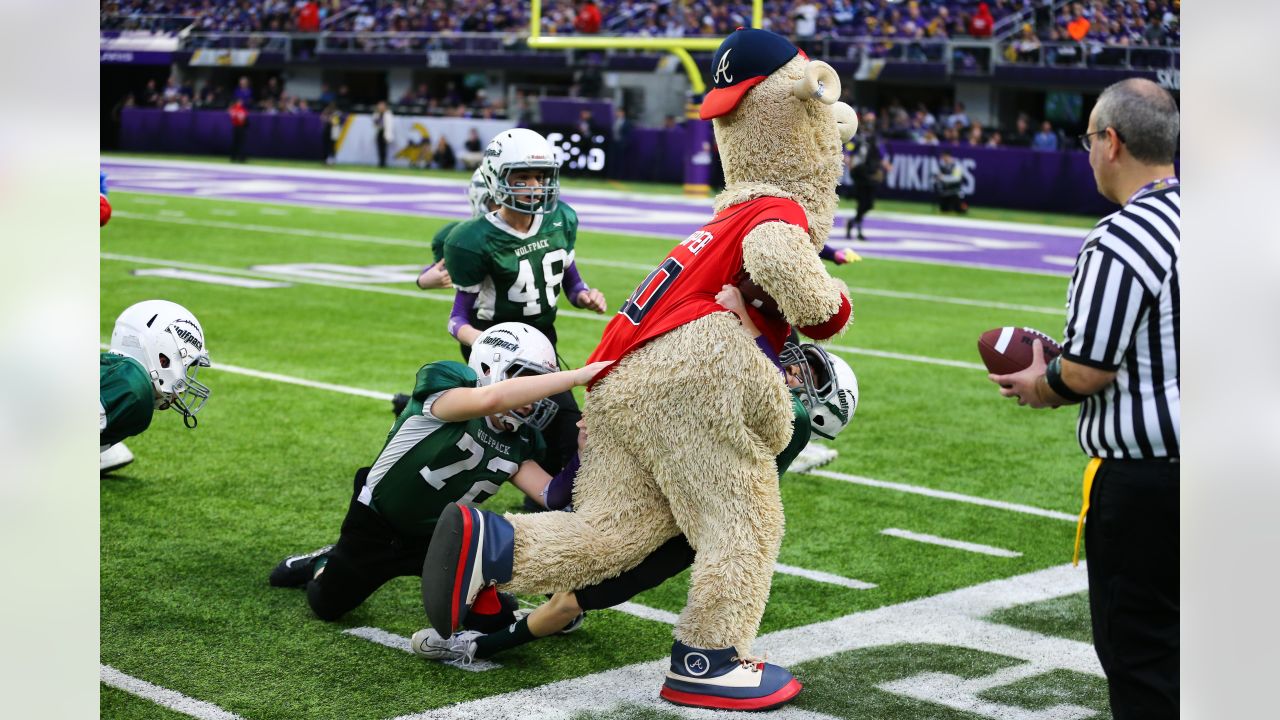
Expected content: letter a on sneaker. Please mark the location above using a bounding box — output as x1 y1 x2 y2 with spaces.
422 503 515 637
659 640 802 711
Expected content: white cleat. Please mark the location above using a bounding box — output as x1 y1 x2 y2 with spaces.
411 628 482 665
100 443 135 474
789 441 838 473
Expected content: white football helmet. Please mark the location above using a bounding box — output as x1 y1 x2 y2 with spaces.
468 322 560 431
467 167 495 218
779 342 858 440
480 128 561 215
109 299 212 427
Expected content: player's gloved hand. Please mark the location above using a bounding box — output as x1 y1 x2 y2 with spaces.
575 288 607 313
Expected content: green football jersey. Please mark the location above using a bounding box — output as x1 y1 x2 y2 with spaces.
775 395 813 478
431 221 459 264
360 361 545 537
443 202 579 337
100 352 156 448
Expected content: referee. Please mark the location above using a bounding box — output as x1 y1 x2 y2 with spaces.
989 77 1179 720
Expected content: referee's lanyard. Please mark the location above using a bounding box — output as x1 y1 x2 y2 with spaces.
1073 457 1103 567
1126 176 1179 204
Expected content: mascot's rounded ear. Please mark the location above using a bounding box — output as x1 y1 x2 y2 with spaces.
833 103 859 142
793 61 841 105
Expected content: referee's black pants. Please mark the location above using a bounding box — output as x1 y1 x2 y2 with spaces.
1084 458 1179 720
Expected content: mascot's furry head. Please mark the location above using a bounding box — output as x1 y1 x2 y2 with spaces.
701 29 858 249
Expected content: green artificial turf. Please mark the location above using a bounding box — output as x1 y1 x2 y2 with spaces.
101 191 1099 719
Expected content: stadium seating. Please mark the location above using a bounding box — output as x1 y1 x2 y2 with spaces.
100 0 1178 46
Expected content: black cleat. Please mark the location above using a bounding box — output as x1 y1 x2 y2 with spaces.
391 393 410 417
269 545 334 588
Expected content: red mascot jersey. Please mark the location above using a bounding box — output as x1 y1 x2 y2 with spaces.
588 196 848 387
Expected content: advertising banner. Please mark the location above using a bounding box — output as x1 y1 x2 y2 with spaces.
877 140 1117 216
333 114 509 169
189 49 261 67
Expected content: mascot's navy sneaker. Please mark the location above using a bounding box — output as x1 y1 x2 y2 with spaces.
659 640 802 711
422 503 515 637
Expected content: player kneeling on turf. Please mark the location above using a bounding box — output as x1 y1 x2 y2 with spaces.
101 300 212 474
411 288 858 665
269 322 608 628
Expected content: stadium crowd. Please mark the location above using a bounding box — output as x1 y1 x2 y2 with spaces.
103 0 1179 47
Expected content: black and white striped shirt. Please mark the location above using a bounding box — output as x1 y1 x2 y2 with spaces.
1062 185 1180 459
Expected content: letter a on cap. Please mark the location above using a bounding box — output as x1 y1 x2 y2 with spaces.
699 29 802 120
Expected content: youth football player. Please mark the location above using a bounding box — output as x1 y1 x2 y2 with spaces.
442 128 606 476
268 323 609 626
100 300 212 474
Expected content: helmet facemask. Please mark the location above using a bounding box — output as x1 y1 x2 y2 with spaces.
495 163 560 215
780 342 855 440
474 356 559 432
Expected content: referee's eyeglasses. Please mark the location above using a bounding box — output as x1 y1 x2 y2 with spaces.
1079 127 1125 152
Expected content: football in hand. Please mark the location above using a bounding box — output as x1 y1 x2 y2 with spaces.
977 327 1062 375
735 271 783 321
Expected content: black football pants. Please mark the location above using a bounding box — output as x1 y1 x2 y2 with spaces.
1085 458 1179 720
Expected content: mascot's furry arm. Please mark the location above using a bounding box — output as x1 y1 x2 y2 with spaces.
742 221 852 340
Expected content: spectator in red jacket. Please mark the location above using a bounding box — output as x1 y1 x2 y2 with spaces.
969 2 995 37
575 1 602 34
229 99 249 163
296 1 320 33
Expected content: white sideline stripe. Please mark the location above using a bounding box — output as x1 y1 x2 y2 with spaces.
100 665 245 720
106 156 1091 237
133 267 292 289
774 562 877 590
881 528 1023 558
213 362 395 401
826 344 986 371
611 602 679 625
806 469 1077 523
342 627 500 672
110 212 1064 313
102 253 986 371
396 564 1099 720
98 343 394 402
848 285 1061 315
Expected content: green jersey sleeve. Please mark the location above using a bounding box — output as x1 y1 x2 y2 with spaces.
100 353 156 447
775 395 813 478
431 221 459 264
414 361 477 402
559 202 579 251
443 220 491 290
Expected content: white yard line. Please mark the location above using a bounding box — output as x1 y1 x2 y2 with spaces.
342 627 500 672
132 267 292 289
395 564 1098 720
826 344 986 370
100 665 246 720
774 563 877 590
807 469 1077 523
611 602 680 625
212 362 395 401
103 253 990 371
881 528 1023 558
111 212 1063 313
